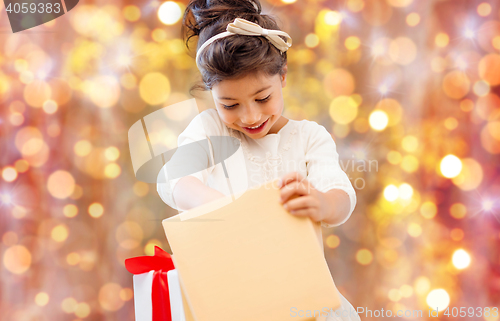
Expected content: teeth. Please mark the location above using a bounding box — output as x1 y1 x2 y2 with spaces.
248 121 265 129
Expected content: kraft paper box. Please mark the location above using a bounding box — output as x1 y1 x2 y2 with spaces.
162 180 340 321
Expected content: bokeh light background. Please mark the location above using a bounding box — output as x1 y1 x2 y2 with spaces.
1 0 500 320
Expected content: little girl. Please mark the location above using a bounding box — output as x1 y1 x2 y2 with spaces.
158 0 360 320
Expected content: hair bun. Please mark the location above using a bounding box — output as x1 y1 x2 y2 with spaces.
183 0 263 48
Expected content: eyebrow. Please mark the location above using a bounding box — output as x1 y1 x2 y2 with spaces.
217 85 272 100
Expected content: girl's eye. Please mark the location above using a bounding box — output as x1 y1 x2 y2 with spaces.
222 104 238 110
256 95 271 103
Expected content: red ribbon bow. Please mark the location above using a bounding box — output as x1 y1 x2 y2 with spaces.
125 246 175 321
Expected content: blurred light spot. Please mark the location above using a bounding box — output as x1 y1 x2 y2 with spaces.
120 73 137 90
323 69 355 98
21 138 44 156
47 171 75 199
369 110 389 131
398 183 413 200
158 1 182 25
123 5 141 22
493 36 500 50
74 302 91 318
406 12 420 26
66 252 81 265
87 75 121 108
2 167 18 182
482 121 500 154
42 100 58 114
3 245 31 274
325 235 340 249
346 0 364 12
464 29 475 39
74 140 92 157
51 224 69 242
47 123 61 137
414 276 430 295
435 33 449 48
12 206 28 219
281 0 297 4
116 221 144 249
450 228 464 241
473 80 490 97
152 28 168 43
449 203 467 219
400 284 413 298
1 194 12 205
374 98 403 126
139 72 171 105
35 292 49 306
9 112 24 126
452 249 471 269
144 239 163 255
402 135 418 152
477 3 492 16
104 147 120 161
14 59 28 72
345 36 361 50
332 123 350 138
407 222 422 237
420 201 437 219
388 288 402 301
479 54 500 86
88 203 104 218
387 0 412 7
2 231 18 246
442 71 470 99
452 158 483 191
71 185 83 200
384 184 399 201
324 11 342 25
63 204 78 218
483 200 494 211
356 249 373 265
460 99 474 112
389 37 417 65
133 182 149 197
104 163 121 178
329 96 358 124
444 117 458 130
99 283 125 311
431 56 447 73
305 33 319 48
440 155 462 178
401 155 419 173
15 159 29 173
24 80 51 108
426 289 450 311
120 288 134 301
378 84 389 95
387 151 402 164
363 0 392 26
61 297 78 313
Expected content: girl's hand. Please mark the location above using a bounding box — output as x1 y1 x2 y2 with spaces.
278 172 328 223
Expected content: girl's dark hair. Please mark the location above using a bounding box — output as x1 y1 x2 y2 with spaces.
182 0 287 90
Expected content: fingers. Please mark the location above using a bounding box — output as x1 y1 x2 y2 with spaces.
283 195 319 213
278 171 304 188
279 180 309 204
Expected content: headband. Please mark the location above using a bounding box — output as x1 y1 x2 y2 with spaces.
195 18 293 69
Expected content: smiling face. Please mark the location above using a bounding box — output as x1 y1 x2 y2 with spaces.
211 70 288 138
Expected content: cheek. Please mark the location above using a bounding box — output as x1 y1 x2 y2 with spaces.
217 109 238 124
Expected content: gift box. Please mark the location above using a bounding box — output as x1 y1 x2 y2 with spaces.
126 246 186 321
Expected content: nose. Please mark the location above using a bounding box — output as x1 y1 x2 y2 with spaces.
240 105 262 126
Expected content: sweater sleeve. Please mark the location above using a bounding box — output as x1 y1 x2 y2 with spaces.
304 122 357 228
157 110 217 210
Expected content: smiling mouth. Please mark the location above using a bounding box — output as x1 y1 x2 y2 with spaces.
243 119 268 129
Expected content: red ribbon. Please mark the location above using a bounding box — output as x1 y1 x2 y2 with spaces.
125 246 175 321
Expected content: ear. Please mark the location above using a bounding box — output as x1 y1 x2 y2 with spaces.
280 64 288 88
